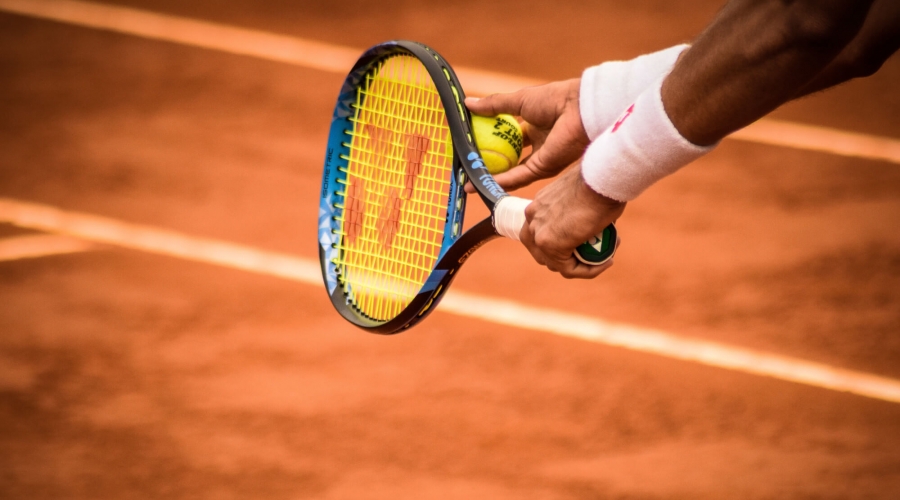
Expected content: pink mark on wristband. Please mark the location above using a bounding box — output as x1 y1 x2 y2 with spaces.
611 104 635 133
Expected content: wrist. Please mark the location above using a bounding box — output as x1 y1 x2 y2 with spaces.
579 44 690 140
567 78 591 146
580 77 716 202
575 165 624 211
566 165 627 239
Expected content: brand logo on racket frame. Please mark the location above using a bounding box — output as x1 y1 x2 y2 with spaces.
468 152 504 199
457 238 491 265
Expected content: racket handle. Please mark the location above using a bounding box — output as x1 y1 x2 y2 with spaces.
494 196 617 266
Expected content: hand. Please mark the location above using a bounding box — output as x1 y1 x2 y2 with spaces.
465 79 590 192
520 164 626 279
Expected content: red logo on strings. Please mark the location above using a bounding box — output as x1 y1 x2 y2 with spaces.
350 126 431 251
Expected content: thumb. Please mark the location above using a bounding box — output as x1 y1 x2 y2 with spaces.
489 163 553 192
517 123 588 182
462 159 551 194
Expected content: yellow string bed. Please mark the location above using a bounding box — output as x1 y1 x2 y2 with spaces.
335 55 453 321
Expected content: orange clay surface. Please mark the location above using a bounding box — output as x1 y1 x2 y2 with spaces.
2 1 900 498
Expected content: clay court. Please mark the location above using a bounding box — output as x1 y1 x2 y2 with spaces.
2 0 900 498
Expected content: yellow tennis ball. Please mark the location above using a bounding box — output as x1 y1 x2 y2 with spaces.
471 113 523 174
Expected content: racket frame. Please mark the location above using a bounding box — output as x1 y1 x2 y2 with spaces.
319 41 508 333
319 40 613 334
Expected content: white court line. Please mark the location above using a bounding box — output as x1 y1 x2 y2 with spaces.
0 233 94 261
0 0 540 94
2 0 900 165
732 119 900 165
0 198 321 283
2 196 899 404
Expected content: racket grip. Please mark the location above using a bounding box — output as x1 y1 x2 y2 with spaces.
494 196 617 266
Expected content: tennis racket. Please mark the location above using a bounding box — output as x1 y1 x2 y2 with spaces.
318 41 617 333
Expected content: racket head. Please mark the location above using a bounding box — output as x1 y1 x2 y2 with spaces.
319 41 500 333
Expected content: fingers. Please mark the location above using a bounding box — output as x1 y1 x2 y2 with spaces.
463 164 545 193
554 257 615 279
519 121 533 148
520 225 616 279
463 153 560 194
529 237 620 279
484 127 585 192
465 94 527 117
467 125 586 194
519 130 581 181
518 217 545 266
464 83 590 193
518 210 614 279
531 107 592 165
491 161 554 190
550 236 621 279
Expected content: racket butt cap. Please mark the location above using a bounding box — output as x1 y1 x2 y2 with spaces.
574 225 617 265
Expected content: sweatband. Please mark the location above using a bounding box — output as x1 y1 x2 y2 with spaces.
580 44 690 140
581 78 716 202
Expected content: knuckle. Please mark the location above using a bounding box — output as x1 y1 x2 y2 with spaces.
532 232 554 250
524 203 536 220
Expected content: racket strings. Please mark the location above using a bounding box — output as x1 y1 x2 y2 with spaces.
334 55 453 320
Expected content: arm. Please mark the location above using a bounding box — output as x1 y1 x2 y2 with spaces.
469 0 898 186
528 0 879 278
662 0 875 146
796 0 900 96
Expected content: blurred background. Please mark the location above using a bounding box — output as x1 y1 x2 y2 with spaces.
1 1 899 498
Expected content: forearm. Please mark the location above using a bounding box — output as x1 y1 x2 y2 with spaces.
795 0 900 97
663 0 876 146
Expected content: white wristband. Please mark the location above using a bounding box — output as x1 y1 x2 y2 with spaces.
580 44 689 140
581 78 716 202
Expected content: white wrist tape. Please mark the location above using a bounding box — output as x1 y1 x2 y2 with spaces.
581 78 716 202
580 44 689 140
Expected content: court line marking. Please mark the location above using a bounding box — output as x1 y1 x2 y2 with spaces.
2 196 899 404
0 233 94 261
730 119 900 165
2 0 899 165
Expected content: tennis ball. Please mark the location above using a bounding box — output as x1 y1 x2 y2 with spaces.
471 113 523 174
